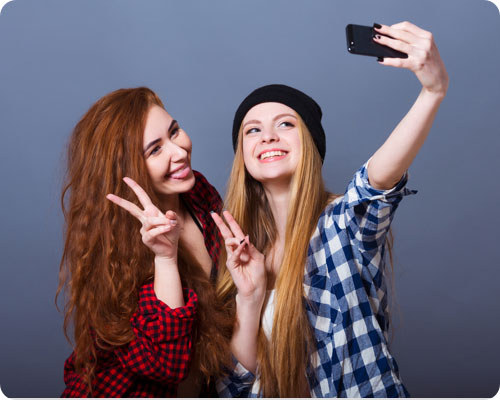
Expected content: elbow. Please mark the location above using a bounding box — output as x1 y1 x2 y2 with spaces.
368 174 401 191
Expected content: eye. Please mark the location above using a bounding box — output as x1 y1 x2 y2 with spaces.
245 127 260 135
171 126 181 138
279 121 295 128
149 145 161 156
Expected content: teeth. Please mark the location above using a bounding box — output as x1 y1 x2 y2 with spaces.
260 151 286 160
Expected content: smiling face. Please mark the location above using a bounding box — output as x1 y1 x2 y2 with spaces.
143 105 195 201
241 102 301 186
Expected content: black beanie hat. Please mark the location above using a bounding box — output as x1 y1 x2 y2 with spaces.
232 84 326 161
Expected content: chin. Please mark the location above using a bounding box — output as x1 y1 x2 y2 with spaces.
157 173 196 195
248 161 297 182
257 172 294 184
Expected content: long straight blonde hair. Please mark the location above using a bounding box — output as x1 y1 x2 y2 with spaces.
217 115 334 397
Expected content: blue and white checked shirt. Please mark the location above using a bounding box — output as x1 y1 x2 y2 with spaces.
217 162 415 397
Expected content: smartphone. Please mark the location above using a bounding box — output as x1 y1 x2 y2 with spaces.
345 24 408 59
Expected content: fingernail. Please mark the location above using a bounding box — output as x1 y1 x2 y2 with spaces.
240 238 245 244
377 57 384 62
210 210 215 214
373 23 382 29
374 34 381 39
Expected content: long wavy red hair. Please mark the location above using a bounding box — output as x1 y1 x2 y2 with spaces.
56 87 232 395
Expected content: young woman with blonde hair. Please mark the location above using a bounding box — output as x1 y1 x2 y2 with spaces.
57 87 232 397
213 21 449 397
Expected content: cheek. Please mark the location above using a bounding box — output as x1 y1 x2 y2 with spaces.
242 149 255 173
144 159 153 176
145 159 162 181
242 138 256 161
290 135 302 162
291 131 301 149
180 134 193 153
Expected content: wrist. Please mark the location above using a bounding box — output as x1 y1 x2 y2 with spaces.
421 86 447 102
154 255 178 268
235 299 262 335
236 293 264 315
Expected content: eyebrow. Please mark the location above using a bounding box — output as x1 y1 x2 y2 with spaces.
242 113 297 129
143 119 178 153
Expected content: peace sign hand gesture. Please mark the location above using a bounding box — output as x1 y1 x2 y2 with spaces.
211 211 266 306
106 177 180 262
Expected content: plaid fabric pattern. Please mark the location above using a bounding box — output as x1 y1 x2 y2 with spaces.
217 162 415 397
184 170 224 270
62 171 223 397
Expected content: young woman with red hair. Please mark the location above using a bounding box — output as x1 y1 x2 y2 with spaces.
57 87 232 397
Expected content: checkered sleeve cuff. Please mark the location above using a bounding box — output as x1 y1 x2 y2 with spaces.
135 282 198 342
344 160 417 209
216 356 256 397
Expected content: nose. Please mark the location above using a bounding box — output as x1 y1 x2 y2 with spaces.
168 141 188 163
260 127 279 143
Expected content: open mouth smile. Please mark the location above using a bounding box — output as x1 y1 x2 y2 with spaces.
258 150 288 162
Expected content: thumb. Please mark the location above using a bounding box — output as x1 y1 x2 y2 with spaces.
247 241 263 259
165 210 179 227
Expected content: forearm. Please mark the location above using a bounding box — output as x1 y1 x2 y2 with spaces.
153 256 185 308
368 88 445 190
115 282 197 383
230 295 262 374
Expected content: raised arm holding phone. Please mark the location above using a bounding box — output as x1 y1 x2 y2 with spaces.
213 21 448 397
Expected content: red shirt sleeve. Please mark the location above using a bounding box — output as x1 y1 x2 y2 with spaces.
62 352 88 397
62 282 198 397
114 282 198 383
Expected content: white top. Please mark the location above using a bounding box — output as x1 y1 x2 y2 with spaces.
261 289 275 341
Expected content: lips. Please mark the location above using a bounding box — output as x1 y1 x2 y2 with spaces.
165 163 191 180
258 148 288 162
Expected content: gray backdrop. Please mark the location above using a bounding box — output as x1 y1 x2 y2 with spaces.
0 0 499 397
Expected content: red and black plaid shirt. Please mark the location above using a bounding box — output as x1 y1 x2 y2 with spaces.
62 171 223 398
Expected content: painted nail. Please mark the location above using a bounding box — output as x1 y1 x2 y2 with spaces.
375 34 381 39
240 238 245 244
373 23 382 29
377 57 384 62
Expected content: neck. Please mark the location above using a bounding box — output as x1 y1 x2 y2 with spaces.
262 180 292 240
261 180 292 288
158 193 182 215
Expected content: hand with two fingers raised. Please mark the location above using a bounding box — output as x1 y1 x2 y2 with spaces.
211 210 267 373
374 21 449 96
211 210 267 307
106 177 181 262
106 177 185 308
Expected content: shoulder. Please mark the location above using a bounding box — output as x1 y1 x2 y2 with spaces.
192 169 208 183
191 170 219 197
184 170 222 211
315 194 344 229
192 169 211 189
